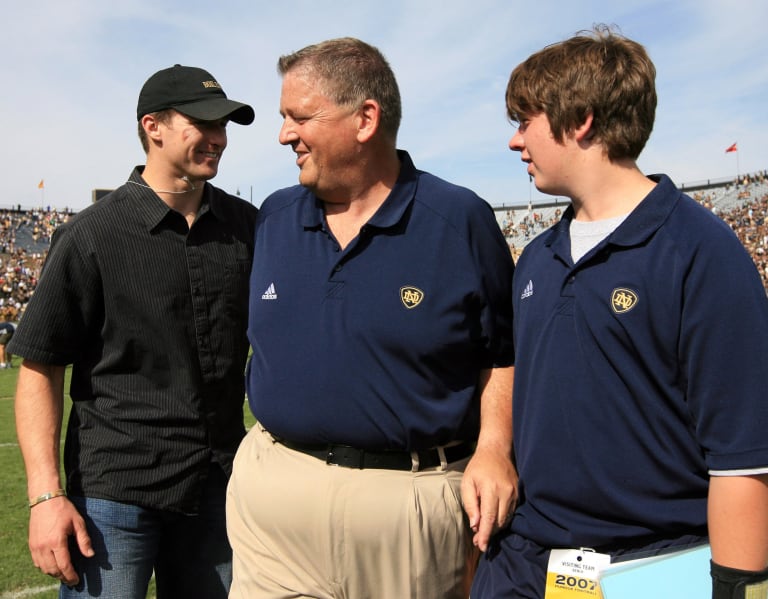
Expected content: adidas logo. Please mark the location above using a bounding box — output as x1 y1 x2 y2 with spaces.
521 280 533 299
261 283 277 300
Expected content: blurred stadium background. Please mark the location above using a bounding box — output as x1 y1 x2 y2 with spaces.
0 170 766 328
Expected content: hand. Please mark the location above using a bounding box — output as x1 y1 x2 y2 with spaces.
461 446 518 552
28 496 94 586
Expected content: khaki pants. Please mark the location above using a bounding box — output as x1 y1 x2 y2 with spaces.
227 425 477 599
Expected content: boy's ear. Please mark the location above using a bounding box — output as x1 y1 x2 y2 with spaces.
573 112 595 142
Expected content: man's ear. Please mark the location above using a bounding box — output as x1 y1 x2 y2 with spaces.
141 114 163 144
356 99 381 143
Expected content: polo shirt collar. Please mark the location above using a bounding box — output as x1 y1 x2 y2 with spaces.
606 174 680 247
298 150 419 231
367 150 419 229
546 174 680 258
299 189 324 229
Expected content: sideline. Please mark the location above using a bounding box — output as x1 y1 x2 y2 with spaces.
0 584 58 598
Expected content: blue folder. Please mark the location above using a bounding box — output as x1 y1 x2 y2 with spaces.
600 544 711 598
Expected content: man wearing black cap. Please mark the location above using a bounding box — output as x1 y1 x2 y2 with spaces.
10 65 257 598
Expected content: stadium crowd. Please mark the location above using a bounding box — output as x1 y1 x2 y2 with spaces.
1 175 766 323
721 193 768 289
499 207 563 242
694 172 768 290
0 207 72 321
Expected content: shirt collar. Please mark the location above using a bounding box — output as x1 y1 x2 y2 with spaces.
128 166 215 230
298 149 419 231
546 174 680 256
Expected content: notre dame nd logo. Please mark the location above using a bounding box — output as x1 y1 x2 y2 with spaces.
400 286 424 309
611 288 639 314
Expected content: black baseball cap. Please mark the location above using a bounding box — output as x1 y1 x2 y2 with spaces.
137 64 255 125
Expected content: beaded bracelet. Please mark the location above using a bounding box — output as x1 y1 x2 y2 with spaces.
28 489 66 509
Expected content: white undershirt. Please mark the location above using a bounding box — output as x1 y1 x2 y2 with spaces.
569 214 629 262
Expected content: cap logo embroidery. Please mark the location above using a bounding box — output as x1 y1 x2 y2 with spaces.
202 80 221 89
400 286 424 309
611 287 639 314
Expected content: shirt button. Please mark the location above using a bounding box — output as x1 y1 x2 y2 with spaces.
334 264 343 272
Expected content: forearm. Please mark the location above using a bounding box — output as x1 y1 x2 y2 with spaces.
461 365 516 551
15 360 67 498
475 366 514 454
709 474 768 570
17 361 92 585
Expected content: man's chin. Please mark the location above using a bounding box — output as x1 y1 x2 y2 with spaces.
191 169 217 182
298 172 317 190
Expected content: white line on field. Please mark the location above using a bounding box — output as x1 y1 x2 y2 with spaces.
0 583 59 598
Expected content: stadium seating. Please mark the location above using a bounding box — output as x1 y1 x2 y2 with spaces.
3 172 766 321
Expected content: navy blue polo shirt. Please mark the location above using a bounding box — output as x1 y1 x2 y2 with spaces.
509 174 768 551
246 151 514 450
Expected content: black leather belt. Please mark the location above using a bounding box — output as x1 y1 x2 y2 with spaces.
275 439 474 471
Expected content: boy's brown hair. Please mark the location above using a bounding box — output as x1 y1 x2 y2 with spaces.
506 24 657 161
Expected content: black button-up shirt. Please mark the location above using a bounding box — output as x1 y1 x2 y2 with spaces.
9 167 257 513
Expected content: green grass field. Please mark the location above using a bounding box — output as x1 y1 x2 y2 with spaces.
0 365 256 598
0 364 59 598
